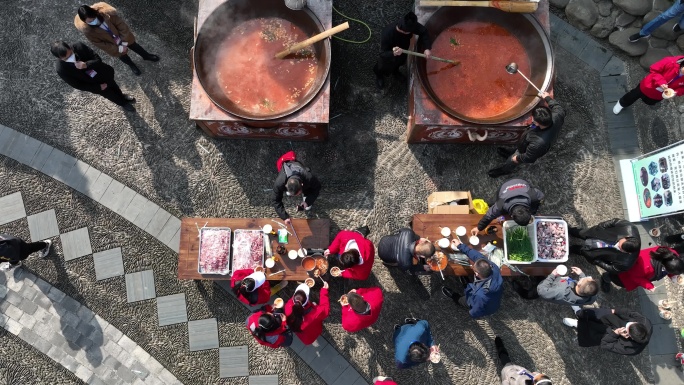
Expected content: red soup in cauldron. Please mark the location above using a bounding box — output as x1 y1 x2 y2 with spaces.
426 21 531 120
214 18 318 117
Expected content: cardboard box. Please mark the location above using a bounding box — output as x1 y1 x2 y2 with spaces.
427 191 474 214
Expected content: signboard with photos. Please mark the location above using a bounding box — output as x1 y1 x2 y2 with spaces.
630 140 684 219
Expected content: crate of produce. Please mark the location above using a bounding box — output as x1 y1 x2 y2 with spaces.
532 218 568 263
503 220 537 264
232 229 265 271
198 227 232 275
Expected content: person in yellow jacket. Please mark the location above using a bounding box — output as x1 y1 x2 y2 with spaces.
74 3 159 75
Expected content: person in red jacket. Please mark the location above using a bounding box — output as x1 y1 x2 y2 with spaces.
341 287 384 332
603 246 684 292
284 281 330 345
245 305 292 348
231 268 271 306
614 56 684 114
324 229 375 280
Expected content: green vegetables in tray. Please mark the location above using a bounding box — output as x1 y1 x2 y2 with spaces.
506 226 534 262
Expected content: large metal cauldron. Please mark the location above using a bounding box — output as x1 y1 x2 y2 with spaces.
416 7 553 125
194 0 331 120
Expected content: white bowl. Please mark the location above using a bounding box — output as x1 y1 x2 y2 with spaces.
438 238 450 248
262 224 273 234
456 226 467 236
469 236 480 246
556 264 567 276
288 250 298 260
298 248 307 258
440 227 451 237
265 258 276 268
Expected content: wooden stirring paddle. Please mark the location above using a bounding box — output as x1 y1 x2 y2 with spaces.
275 22 350 59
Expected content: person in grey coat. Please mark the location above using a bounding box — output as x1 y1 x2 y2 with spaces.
537 266 599 306
472 178 544 235
495 337 553 385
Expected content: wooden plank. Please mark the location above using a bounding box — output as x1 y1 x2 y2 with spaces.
412 214 556 276
178 218 330 281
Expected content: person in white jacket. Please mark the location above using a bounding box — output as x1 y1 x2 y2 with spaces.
496 336 553 385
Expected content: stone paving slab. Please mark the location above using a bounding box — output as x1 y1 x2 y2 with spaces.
649 324 678 355
60 227 92 261
125 270 157 302
0 191 26 225
249 375 279 385
0 268 181 384
331 365 363 385
27 209 60 241
219 346 249 378
145 208 172 239
93 248 125 281
0 126 22 157
650 354 684 383
578 42 613 73
188 318 219 351
157 293 188 326
10 134 42 166
601 56 626 77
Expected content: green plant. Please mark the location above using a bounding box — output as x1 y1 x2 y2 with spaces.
506 225 534 262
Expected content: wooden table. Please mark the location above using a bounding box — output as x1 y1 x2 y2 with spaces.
412 214 557 276
178 218 330 281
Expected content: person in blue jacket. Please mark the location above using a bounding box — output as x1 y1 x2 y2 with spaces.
442 237 503 318
393 319 438 369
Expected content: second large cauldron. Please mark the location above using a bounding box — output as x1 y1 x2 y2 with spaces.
194 0 331 120
416 7 554 125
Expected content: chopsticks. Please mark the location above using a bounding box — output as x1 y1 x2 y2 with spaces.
268 269 285 276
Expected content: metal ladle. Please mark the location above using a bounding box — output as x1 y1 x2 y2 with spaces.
284 0 307 10
505 62 542 94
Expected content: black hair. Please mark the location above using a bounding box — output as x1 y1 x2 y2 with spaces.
621 237 641 253
511 205 531 227
347 292 369 314
286 290 306 332
474 259 492 278
251 313 279 342
399 12 418 32
286 177 302 195
232 278 258 304
628 323 649 344
50 41 71 59
77 5 99 22
339 249 361 269
651 247 684 274
532 106 553 127
408 342 429 363
578 280 599 297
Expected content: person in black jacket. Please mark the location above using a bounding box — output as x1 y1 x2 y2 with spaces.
471 178 544 236
569 218 640 292
488 92 566 178
378 228 435 275
51 41 135 111
272 152 321 225
0 235 52 271
373 12 432 89
562 308 651 356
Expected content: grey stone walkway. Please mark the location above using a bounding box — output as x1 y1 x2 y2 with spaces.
0 124 368 384
551 14 684 384
0 268 181 385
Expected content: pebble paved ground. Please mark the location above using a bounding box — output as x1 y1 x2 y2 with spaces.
1 0 684 384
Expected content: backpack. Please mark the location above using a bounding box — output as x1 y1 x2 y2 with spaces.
0 234 20 262
282 161 307 179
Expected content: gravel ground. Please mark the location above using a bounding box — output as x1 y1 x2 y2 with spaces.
0 0 683 384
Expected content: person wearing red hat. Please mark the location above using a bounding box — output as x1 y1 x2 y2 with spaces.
284 281 330 345
325 230 375 280
341 287 383 332
373 376 398 385
231 268 271 306
245 305 291 348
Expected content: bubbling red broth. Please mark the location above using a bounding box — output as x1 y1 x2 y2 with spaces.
426 21 532 119
214 18 318 116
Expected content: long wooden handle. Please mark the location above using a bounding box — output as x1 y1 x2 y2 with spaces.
275 22 350 59
399 49 460 65
420 1 538 13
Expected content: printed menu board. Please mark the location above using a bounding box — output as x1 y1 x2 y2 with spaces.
631 141 684 219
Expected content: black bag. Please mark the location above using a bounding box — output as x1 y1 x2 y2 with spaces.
0 234 20 262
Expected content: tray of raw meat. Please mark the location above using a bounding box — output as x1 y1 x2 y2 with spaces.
198 227 232 275
533 218 569 262
232 229 265 272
